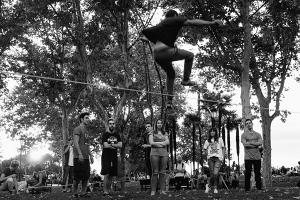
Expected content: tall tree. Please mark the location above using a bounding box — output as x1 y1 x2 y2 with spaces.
162 0 299 187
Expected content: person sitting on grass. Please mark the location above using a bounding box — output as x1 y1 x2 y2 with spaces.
27 165 49 193
174 156 187 190
0 160 20 195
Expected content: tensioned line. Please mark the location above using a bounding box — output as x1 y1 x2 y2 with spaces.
0 71 222 103
1 71 300 114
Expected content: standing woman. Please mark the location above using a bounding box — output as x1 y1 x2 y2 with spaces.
149 119 170 196
203 128 225 194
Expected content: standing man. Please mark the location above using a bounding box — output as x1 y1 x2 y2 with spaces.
101 118 122 196
142 9 222 110
241 119 263 192
72 112 94 198
141 121 152 178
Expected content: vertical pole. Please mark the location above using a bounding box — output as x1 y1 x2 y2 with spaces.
192 123 195 171
199 125 203 167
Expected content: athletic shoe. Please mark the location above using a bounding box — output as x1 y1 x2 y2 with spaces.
214 188 218 194
150 191 155 196
205 184 210 193
160 191 167 195
181 80 197 86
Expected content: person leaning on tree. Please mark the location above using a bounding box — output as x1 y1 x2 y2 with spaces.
241 118 263 192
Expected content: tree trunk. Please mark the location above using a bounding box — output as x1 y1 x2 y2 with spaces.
142 44 154 121
73 0 92 83
260 105 272 188
61 106 69 174
240 0 252 121
120 144 126 192
61 107 69 144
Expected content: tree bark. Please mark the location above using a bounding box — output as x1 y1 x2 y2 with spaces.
261 110 272 188
240 0 252 121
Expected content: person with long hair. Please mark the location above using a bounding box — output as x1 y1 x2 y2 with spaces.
203 128 225 194
149 119 169 196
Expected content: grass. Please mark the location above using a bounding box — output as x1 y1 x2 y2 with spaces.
0 176 299 200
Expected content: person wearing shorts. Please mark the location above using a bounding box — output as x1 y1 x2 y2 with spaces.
101 118 122 196
72 112 94 198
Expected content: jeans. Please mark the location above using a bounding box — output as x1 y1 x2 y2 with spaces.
244 159 262 190
150 155 168 192
154 46 194 102
208 157 222 188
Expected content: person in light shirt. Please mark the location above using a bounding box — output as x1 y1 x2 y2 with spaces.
203 128 225 194
62 137 74 192
241 118 263 192
173 156 186 190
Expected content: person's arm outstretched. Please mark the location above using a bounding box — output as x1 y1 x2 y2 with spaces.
184 19 223 26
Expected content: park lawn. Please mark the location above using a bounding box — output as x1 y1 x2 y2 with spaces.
0 176 299 200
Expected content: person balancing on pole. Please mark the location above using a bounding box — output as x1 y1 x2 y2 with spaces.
141 9 222 111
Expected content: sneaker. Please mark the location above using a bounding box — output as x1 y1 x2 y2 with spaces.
181 80 197 86
214 188 218 194
205 184 210 193
160 191 167 195
150 191 155 196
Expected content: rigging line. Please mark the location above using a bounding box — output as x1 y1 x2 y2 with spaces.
2 71 300 114
0 70 223 104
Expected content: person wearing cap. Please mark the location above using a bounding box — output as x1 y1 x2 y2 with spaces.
142 9 222 110
0 160 20 194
